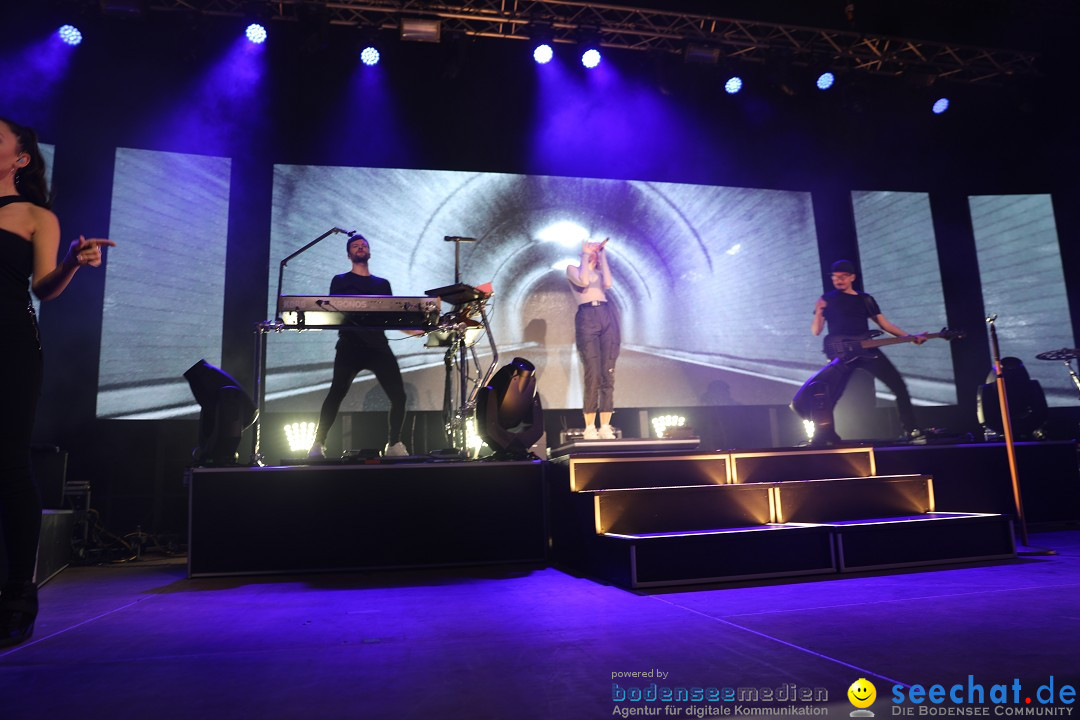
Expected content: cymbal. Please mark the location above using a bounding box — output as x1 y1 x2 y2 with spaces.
1035 348 1080 361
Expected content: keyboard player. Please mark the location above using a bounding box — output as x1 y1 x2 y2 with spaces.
309 234 411 459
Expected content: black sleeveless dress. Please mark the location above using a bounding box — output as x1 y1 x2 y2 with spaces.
0 194 44 586
0 195 39 347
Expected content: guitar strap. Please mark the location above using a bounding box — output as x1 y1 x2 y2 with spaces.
862 292 877 321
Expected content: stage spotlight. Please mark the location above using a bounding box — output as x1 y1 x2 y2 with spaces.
360 45 380 66
530 22 555 65
57 25 83 46
533 43 554 64
724 76 743 94
650 414 686 438
284 421 317 454
932 97 950 114
581 47 602 69
184 359 258 466
245 22 268 45
816 72 835 90
476 357 545 460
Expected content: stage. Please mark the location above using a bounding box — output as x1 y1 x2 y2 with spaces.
186 439 1079 585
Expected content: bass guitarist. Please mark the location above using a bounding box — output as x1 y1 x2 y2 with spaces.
792 259 925 445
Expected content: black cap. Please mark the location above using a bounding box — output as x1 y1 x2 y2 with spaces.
831 259 856 274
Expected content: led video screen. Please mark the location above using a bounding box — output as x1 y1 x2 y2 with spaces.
264 166 826 415
96 147 231 419
970 194 1075 406
852 191 956 405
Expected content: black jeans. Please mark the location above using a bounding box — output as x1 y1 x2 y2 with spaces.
574 303 620 414
792 352 917 439
1 312 43 583
315 341 406 445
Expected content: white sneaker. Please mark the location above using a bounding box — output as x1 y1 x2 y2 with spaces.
307 442 326 459
598 424 616 440
582 426 599 440
384 442 408 457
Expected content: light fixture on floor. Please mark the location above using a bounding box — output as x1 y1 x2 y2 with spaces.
184 360 257 466
476 357 544 459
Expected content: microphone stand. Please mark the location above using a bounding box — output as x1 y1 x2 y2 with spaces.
986 315 1027 546
986 315 1053 555
275 227 355 320
251 227 355 465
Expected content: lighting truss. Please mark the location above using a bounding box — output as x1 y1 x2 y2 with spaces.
140 0 1039 84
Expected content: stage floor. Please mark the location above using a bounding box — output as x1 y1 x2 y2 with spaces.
3 528 1079 720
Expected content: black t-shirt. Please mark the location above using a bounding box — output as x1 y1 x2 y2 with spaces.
330 272 393 348
821 289 881 338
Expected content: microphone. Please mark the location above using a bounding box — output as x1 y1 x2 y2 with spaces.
444 236 477 242
333 228 358 237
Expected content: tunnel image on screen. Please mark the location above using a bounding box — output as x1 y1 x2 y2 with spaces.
265 166 826 414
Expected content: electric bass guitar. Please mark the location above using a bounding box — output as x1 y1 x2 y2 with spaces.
824 328 965 361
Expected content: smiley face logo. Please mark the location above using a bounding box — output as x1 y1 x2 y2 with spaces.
848 678 877 709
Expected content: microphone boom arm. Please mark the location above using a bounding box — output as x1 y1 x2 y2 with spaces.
274 227 355 320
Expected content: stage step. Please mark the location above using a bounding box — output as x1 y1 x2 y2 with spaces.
774 475 933 523
548 448 1016 589
591 484 772 534
731 446 876 484
558 453 729 492
825 513 1016 572
594 525 836 588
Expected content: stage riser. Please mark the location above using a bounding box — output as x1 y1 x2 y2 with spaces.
594 485 772 534
776 476 933 523
548 447 1018 588
558 450 883 492
589 515 1013 588
564 455 729 492
188 462 547 577
834 516 1016 572
613 527 837 587
732 448 875 484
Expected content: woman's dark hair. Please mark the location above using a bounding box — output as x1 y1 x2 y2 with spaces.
1 116 53 209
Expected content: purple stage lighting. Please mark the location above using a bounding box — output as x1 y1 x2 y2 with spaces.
58 25 83 46
724 76 743 94
816 72 835 90
360 46 380 66
932 97 950 115
581 48 601 69
245 23 267 45
533 43 553 65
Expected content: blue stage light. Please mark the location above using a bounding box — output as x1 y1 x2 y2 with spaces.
816 72 835 90
932 97 950 115
245 23 268 45
360 46 380 66
724 76 743 94
581 48 601 69
58 25 83 46
533 43 553 65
